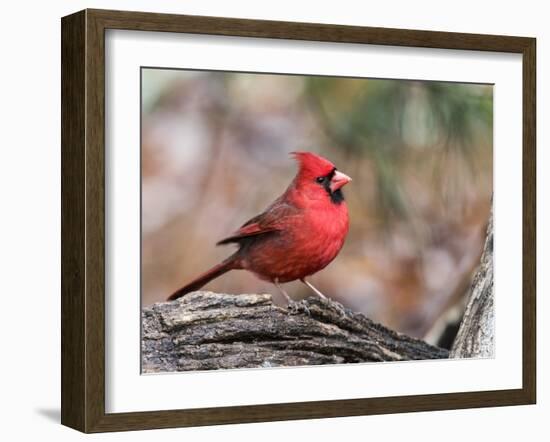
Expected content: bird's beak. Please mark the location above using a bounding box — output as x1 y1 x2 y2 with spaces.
330 170 352 192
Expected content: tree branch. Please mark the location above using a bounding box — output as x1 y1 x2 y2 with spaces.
142 292 448 372
450 208 494 358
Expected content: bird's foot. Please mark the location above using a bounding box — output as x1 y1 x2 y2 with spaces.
332 301 347 318
287 299 311 317
301 279 346 316
317 296 347 318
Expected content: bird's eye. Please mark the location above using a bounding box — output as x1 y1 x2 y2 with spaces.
316 176 326 184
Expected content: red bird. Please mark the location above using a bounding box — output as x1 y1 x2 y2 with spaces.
168 152 351 303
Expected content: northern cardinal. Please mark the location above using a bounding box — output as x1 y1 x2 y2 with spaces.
168 151 351 302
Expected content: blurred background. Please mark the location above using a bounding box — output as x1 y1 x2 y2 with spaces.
141 68 492 347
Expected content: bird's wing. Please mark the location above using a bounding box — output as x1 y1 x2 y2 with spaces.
216 201 299 245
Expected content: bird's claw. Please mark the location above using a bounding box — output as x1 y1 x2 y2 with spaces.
318 296 347 318
287 300 311 317
333 302 347 318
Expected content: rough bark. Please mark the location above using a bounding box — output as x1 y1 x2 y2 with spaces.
142 292 448 373
450 210 494 358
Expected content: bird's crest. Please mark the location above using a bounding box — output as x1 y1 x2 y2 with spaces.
290 151 336 177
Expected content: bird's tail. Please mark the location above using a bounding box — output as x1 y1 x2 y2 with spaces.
167 256 240 301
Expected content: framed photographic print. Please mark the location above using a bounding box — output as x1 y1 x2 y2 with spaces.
61 9 536 433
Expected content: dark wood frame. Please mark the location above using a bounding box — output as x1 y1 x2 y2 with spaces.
61 8 536 433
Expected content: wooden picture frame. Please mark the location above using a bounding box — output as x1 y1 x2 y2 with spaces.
61 8 536 433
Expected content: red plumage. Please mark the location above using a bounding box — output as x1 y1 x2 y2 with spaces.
167 151 351 302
